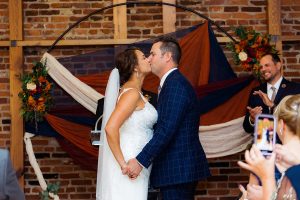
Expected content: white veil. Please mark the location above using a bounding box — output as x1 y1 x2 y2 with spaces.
96 68 120 199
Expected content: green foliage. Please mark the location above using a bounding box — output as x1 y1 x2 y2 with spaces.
40 182 60 200
18 60 54 123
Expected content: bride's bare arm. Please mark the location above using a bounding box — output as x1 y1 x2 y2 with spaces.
105 89 140 171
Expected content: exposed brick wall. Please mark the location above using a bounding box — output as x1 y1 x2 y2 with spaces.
0 0 299 199
24 136 97 199
23 0 114 40
0 1 8 40
0 48 10 148
282 0 300 36
283 42 300 82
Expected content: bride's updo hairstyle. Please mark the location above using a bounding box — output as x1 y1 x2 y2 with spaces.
115 47 140 85
274 94 300 137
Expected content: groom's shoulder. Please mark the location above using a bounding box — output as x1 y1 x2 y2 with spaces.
175 70 193 88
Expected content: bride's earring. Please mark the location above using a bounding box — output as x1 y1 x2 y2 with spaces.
279 120 284 136
136 71 139 78
279 127 283 136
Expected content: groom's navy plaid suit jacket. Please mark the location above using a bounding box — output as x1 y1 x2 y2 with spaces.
136 70 210 187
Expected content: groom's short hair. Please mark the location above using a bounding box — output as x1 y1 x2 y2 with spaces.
155 36 181 65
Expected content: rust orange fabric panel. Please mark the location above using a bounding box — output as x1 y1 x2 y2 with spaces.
143 22 211 92
77 71 110 94
200 79 259 125
179 21 210 87
45 114 98 157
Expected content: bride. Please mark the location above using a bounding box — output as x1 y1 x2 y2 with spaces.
96 47 158 200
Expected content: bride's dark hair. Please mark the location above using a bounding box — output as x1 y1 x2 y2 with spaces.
115 47 140 85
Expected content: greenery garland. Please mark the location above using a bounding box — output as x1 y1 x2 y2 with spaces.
18 60 54 124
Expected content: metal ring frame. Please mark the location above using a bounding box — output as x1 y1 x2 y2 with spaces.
47 1 236 53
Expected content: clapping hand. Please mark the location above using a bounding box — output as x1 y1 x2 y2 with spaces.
126 158 142 180
247 106 262 123
253 90 274 107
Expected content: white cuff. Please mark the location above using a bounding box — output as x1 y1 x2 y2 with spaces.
249 116 254 127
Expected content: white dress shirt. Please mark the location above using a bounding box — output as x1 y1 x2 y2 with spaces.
267 76 283 100
159 68 177 89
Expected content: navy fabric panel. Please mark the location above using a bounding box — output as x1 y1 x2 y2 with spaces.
208 23 236 83
25 115 97 137
25 121 60 137
198 77 253 115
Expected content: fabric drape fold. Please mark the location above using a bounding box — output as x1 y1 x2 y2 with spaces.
25 22 257 173
42 52 104 114
45 114 98 157
199 117 252 157
179 21 210 86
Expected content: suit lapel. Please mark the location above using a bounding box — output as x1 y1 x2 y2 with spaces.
261 83 267 95
158 70 178 102
274 78 289 104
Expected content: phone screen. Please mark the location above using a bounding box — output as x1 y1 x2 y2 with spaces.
254 114 276 155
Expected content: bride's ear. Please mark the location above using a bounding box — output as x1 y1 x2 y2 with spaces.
133 67 140 78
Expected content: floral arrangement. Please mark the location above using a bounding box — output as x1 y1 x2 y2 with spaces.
226 26 278 79
18 60 53 124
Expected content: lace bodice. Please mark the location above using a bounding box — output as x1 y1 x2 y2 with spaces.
272 172 298 200
118 88 158 162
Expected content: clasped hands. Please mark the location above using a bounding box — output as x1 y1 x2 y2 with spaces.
121 158 143 180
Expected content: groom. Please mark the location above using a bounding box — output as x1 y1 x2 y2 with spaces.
127 36 210 199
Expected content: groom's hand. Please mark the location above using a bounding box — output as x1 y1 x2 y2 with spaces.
127 158 142 179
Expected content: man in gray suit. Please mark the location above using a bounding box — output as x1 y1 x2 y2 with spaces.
0 149 25 200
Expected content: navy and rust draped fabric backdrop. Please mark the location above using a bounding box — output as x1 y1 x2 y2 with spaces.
25 21 259 170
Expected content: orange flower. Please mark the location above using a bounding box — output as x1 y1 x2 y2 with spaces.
239 40 248 49
247 34 254 40
37 103 45 112
45 81 51 91
38 76 46 83
28 96 36 106
255 35 262 44
256 48 265 59
235 44 241 53
251 43 258 49
38 97 45 103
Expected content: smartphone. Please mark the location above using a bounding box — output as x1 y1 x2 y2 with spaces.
254 114 277 156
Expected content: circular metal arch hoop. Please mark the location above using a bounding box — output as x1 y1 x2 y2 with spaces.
47 1 236 53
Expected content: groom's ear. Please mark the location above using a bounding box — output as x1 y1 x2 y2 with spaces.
164 51 172 62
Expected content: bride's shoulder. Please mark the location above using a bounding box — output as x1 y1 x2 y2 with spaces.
118 87 140 102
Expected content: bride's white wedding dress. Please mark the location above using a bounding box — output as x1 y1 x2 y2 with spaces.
97 88 157 200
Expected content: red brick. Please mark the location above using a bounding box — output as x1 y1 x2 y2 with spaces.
208 189 230 195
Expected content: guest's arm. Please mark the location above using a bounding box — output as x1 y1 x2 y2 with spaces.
2 150 25 200
238 145 276 200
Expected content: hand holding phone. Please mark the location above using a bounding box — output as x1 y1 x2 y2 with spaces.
254 114 277 156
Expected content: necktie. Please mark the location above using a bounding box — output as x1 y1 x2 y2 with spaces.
158 85 161 96
270 86 276 102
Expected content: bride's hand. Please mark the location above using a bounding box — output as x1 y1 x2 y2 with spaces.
121 164 129 175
